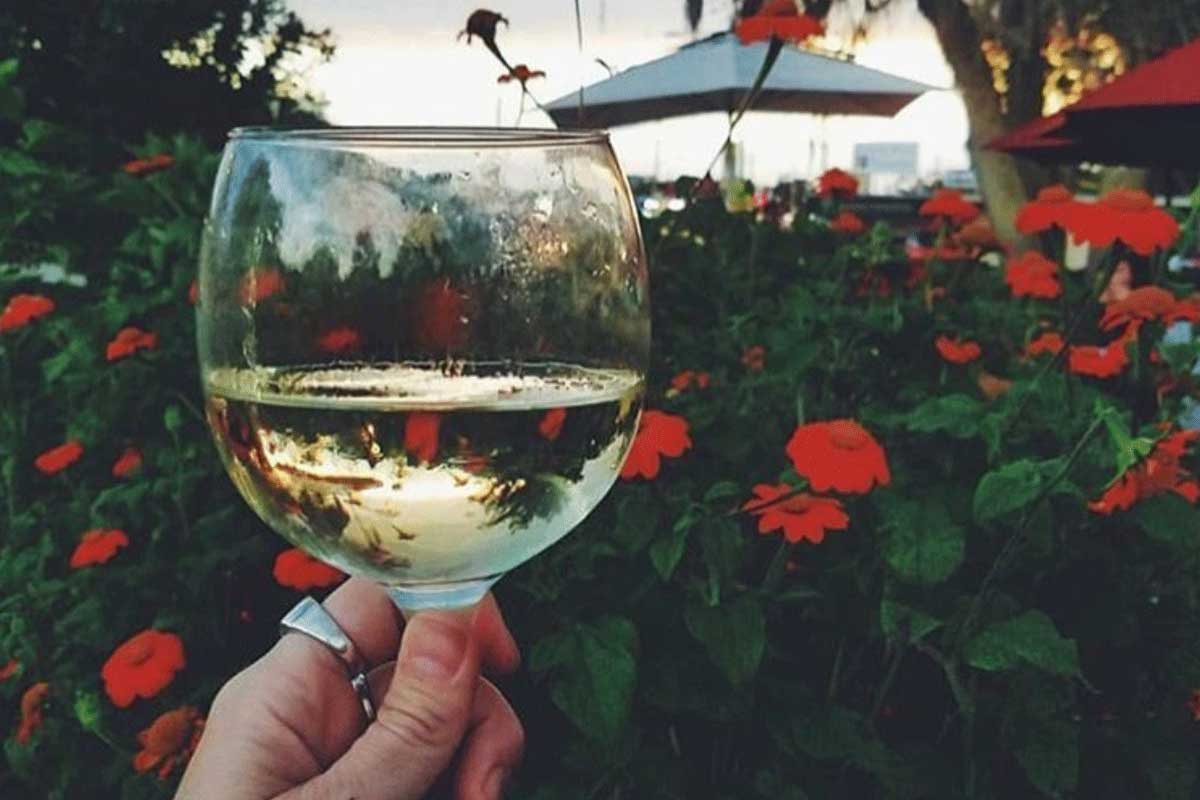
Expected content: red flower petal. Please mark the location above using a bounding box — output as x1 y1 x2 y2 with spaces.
620 410 692 480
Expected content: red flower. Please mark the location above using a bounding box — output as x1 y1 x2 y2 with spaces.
1100 286 1178 331
106 326 159 361
735 0 824 44
1068 341 1130 379
0 293 55 332
133 706 204 780
906 243 971 263
411 279 469 352
669 370 711 393
918 189 980 225
101 630 185 708
743 484 849 544
955 217 1001 250
1065 189 1180 255
1005 251 1061 299
786 419 890 494
817 168 859 199
0 660 19 681
978 371 1014 401
935 335 982 365
1088 472 1139 514
1026 331 1065 357
620 410 692 480
1015 184 1082 235
742 345 766 371
316 326 364 354
15 682 49 745
829 210 866 235
1167 296 1200 325
112 446 143 478
240 267 285 303
122 154 174 177
273 548 346 591
404 412 441 463
498 64 546 84
69 529 130 569
188 280 199 305
35 441 83 475
1090 429 1200 514
538 408 567 441
671 370 695 392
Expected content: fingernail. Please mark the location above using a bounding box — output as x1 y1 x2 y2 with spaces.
485 765 511 798
400 613 470 681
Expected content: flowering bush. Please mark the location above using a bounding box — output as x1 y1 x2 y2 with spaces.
6 62 1200 799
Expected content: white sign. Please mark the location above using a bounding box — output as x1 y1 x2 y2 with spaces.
853 142 919 176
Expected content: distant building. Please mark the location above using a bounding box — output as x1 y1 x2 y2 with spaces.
853 142 919 194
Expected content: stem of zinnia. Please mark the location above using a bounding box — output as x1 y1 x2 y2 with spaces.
700 37 784 184
761 538 793 593
1002 249 1122 434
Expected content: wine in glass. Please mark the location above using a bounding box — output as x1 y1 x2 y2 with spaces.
197 127 649 610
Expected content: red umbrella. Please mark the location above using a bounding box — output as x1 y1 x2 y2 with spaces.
987 37 1200 167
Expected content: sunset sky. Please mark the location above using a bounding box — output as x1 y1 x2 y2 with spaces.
287 0 971 185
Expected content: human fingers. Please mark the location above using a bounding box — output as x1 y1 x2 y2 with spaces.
278 609 481 800
451 677 524 800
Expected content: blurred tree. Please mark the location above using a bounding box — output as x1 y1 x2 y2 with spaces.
694 0 1200 243
0 0 333 161
904 0 1200 242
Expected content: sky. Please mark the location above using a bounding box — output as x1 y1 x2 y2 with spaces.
286 0 970 185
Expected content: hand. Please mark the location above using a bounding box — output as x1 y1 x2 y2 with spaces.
177 579 524 800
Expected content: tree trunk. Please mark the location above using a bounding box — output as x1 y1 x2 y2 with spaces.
917 0 1033 248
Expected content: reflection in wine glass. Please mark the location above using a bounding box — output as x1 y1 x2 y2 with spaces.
197 128 650 610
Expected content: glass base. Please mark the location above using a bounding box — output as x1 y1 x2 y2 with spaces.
383 574 502 612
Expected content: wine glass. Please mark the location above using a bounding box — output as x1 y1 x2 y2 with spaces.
196 127 649 610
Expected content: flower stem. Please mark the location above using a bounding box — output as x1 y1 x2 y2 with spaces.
956 413 1106 649
1002 250 1122 435
700 37 784 182
761 538 792 593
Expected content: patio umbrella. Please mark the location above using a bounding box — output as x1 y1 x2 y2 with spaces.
987 36 1200 168
1062 37 1200 139
545 32 935 129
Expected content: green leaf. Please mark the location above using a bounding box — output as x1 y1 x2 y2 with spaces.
684 594 766 685
536 616 638 746
649 504 702 580
880 598 942 643
612 491 659 553
1013 717 1079 796
703 480 743 505
1132 494 1200 549
73 690 102 733
877 496 964 585
649 521 688 580
906 394 983 439
964 610 1080 676
163 405 184 434
1096 400 1154 474
973 459 1043 523
698 518 749 603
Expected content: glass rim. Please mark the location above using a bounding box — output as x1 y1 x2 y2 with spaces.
228 125 610 148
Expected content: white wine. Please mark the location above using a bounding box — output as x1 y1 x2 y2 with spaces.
204 363 643 585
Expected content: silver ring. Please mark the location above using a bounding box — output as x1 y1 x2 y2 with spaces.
280 596 376 722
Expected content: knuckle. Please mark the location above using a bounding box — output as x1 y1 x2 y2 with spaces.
376 691 458 752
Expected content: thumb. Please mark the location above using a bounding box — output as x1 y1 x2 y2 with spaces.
286 610 480 800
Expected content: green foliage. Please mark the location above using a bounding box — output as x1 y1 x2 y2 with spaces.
0 1 333 158
3 56 1200 799
964 610 1080 676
